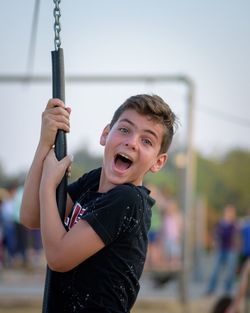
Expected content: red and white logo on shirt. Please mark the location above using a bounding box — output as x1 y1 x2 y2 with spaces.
64 202 87 229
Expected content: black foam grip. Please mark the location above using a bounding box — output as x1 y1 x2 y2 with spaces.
42 48 67 313
52 48 67 221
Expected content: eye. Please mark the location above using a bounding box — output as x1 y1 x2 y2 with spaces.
142 138 152 146
119 127 129 134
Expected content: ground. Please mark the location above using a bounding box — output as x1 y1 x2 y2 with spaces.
0 266 217 313
0 298 215 313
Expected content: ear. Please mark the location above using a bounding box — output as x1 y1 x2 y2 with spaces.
149 153 168 173
100 124 110 146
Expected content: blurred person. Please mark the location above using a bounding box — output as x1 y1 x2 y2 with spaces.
209 257 250 313
12 185 29 267
28 228 43 268
146 202 162 269
0 188 8 268
0 197 2 268
161 198 183 271
145 185 166 270
238 210 250 273
226 257 250 313
13 184 43 268
210 295 232 313
1 180 18 266
205 204 240 296
149 197 182 288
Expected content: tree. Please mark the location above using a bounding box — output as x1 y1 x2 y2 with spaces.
196 149 250 214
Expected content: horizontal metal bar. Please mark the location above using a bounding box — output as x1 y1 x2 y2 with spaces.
0 74 193 87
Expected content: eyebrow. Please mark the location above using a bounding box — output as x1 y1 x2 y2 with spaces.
119 118 159 140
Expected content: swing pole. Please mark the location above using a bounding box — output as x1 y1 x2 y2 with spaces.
42 1 67 311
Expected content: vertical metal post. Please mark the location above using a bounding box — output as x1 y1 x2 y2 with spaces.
179 79 195 311
193 196 206 282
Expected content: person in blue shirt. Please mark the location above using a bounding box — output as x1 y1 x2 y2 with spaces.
205 204 240 296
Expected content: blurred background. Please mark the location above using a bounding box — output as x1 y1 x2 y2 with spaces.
0 1 250 312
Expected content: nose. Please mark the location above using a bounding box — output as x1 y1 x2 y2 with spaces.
124 135 138 150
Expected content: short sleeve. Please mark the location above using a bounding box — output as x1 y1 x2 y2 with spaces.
67 168 101 203
82 184 144 245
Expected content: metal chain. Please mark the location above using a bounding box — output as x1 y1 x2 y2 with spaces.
53 0 61 50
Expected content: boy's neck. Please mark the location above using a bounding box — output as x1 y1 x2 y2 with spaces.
98 168 142 193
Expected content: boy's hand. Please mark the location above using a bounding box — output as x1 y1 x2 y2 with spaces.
40 98 71 149
41 149 73 190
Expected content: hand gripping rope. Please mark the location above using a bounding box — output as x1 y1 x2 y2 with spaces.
42 1 67 312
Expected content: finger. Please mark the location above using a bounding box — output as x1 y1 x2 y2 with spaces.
47 148 56 159
65 107 71 114
42 112 68 129
43 109 70 130
60 154 74 172
53 112 70 128
47 106 70 119
48 112 70 125
67 165 72 178
55 121 70 133
46 98 65 109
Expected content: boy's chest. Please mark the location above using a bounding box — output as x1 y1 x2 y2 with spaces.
65 192 102 230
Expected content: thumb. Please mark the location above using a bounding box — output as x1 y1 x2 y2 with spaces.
60 154 74 170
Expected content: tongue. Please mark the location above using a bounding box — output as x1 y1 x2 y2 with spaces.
115 158 130 171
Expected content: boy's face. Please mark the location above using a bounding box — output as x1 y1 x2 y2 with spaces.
99 109 167 191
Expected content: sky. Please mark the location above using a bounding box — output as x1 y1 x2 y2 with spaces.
0 0 250 176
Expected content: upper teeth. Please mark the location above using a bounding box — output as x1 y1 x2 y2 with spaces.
120 154 130 160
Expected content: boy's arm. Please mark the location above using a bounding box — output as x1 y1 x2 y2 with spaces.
20 143 52 229
20 99 71 229
40 149 105 272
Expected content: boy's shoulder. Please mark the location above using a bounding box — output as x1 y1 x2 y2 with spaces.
108 183 155 208
110 182 150 197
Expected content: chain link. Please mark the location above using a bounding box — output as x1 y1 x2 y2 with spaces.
53 0 61 50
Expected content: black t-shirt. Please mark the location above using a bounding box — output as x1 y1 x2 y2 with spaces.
54 167 154 313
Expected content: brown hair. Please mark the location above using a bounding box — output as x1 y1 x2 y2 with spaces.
110 94 177 154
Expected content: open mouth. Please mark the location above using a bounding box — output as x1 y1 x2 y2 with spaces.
114 153 133 171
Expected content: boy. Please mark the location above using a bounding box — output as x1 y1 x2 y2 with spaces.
20 94 177 312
